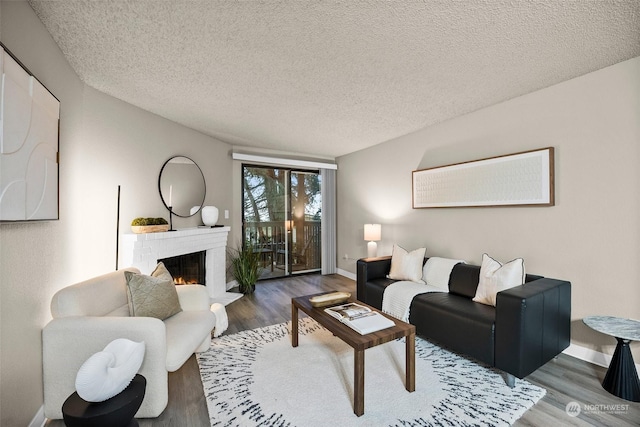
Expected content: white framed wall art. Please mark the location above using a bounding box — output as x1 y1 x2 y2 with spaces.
1 44 60 221
412 147 554 208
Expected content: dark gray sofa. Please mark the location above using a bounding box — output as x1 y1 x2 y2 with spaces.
356 255 571 385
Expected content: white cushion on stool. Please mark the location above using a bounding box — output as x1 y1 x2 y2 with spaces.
210 303 229 337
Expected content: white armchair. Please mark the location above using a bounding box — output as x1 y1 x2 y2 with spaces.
43 267 216 419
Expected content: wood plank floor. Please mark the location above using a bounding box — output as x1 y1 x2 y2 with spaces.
46 274 639 426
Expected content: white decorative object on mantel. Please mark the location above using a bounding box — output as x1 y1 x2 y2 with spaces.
201 206 219 226
120 226 241 305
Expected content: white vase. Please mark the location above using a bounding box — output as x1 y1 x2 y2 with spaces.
202 206 219 226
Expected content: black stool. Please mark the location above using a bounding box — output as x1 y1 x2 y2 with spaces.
62 374 146 427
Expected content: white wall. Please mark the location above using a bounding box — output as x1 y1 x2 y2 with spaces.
0 3 233 425
337 57 640 362
77 87 234 275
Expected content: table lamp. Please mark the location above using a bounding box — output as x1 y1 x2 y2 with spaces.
364 224 381 258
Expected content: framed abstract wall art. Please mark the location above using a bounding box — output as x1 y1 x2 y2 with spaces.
412 147 554 208
1 44 60 221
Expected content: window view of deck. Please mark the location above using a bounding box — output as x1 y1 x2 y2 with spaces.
242 166 321 279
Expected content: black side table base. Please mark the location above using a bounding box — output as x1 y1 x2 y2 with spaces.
602 339 640 402
62 374 146 427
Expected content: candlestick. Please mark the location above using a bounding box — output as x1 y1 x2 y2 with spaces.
169 185 173 207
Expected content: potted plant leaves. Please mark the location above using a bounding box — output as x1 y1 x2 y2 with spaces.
228 240 263 294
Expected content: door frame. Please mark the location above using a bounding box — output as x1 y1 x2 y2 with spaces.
241 163 321 280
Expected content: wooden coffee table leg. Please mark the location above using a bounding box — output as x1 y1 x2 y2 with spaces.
406 332 415 392
291 303 298 347
354 349 365 416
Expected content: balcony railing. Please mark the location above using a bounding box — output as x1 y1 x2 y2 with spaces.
243 220 321 273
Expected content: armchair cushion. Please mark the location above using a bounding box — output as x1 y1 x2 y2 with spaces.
175 285 212 311
164 310 216 371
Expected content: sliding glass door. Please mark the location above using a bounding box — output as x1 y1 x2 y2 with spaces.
242 165 321 279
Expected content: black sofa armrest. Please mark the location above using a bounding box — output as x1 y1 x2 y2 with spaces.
356 256 392 302
494 278 571 378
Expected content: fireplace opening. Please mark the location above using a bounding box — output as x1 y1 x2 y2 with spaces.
158 251 206 285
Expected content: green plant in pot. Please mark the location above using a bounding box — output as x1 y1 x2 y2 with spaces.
228 240 262 294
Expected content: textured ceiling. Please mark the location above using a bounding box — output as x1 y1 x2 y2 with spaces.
27 0 640 158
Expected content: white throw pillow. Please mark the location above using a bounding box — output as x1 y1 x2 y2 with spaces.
422 257 466 291
473 253 525 306
387 244 426 283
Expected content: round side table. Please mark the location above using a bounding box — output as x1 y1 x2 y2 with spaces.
583 316 640 402
62 374 146 427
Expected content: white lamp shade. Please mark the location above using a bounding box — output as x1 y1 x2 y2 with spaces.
364 224 381 241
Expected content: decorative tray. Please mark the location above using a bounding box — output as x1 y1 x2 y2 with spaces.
131 224 170 234
309 291 351 308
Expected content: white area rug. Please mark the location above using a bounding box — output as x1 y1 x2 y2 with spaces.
196 318 545 426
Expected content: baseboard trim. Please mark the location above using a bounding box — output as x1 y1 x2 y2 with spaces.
226 280 238 291
562 342 640 371
29 405 46 427
336 268 356 281
563 343 610 368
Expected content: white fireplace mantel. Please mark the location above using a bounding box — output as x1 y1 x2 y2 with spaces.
120 226 242 305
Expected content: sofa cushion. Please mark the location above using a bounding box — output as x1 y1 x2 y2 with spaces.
448 263 482 298
364 277 398 310
410 293 496 365
473 254 525 307
387 244 426 282
124 271 182 320
164 310 216 372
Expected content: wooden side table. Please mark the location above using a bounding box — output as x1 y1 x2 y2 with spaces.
583 316 640 402
62 374 146 427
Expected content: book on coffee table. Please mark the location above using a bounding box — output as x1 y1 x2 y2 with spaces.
324 303 395 335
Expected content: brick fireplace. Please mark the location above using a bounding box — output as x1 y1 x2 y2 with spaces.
120 226 241 305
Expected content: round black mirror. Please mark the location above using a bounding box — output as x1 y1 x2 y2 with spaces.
158 156 206 218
